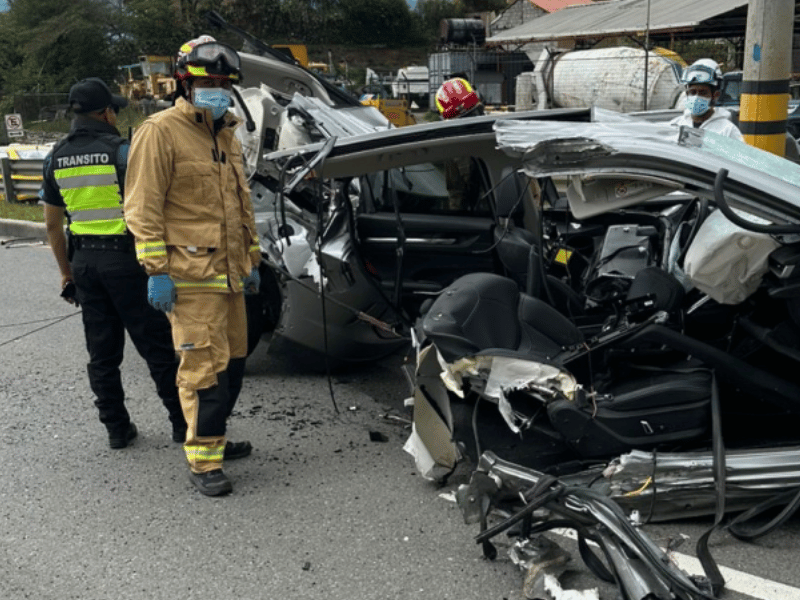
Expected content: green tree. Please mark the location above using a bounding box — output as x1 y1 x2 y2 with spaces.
218 0 287 42
118 0 189 57
0 0 116 95
417 0 466 41
338 0 424 46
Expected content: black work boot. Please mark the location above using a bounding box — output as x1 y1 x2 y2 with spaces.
189 469 232 496
108 422 138 449
223 440 253 460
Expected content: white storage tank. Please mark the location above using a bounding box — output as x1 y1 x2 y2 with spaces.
549 47 684 112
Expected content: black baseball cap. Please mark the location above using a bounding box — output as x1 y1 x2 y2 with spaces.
68 78 129 113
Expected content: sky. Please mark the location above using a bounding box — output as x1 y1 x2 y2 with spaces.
0 0 7 11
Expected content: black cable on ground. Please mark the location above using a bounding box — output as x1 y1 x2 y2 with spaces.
0 312 81 349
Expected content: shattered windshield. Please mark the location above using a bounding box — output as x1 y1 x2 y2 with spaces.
679 127 800 187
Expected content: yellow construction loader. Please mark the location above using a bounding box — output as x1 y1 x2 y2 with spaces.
119 56 176 103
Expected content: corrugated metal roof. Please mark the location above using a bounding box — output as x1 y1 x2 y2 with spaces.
531 0 593 13
487 0 749 45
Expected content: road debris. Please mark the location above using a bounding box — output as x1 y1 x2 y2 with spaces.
1 238 45 248
457 451 719 600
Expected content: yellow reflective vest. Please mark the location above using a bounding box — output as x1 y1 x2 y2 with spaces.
41 118 127 236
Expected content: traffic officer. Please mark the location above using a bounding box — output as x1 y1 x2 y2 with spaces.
42 77 187 449
124 36 261 497
670 59 744 141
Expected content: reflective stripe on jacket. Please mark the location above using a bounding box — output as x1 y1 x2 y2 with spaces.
124 97 260 293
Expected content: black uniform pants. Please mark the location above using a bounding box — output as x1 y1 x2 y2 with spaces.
71 248 183 433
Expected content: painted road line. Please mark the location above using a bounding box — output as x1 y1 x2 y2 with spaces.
671 553 800 600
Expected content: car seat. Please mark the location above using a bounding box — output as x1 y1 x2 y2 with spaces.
492 173 584 315
421 272 712 458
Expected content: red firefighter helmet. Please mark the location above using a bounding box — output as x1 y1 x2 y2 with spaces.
435 78 481 119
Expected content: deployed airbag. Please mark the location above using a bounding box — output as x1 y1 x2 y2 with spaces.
684 210 779 304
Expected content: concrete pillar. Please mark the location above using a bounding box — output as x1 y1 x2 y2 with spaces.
740 0 795 156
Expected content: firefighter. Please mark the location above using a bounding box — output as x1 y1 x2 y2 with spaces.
41 78 187 449
435 78 485 211
124 36 261 497
670 59 744 141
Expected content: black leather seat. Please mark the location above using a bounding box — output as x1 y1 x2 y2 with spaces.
492 172 539 293
421 272 584 364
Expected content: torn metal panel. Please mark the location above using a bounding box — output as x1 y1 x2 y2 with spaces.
494 119 800 221
405 345 580 479
598 529 675 600
463 443 800 525
403 344 461 480
435 351 578 433
488 357 577 434
460 451 718 600
600 447 800 522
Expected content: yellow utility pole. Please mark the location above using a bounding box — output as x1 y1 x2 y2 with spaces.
740 0 795 156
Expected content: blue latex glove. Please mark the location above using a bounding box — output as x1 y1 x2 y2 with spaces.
243 267 260 296
148 274 176 312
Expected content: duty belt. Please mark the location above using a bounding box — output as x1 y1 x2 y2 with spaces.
72 234 135 253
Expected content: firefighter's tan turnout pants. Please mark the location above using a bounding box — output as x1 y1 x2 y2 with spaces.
168 292 247 474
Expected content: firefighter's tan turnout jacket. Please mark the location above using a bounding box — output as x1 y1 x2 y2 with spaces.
124 97 260 293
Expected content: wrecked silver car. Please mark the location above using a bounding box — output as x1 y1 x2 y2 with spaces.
242 108 593 361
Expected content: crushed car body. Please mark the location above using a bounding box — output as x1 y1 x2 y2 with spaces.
400 122 800 596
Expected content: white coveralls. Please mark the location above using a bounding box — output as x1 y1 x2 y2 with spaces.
669 106 745 142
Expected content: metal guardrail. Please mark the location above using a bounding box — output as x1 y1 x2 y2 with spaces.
0 145 52 203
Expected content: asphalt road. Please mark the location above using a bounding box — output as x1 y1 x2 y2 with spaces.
2 236 800 600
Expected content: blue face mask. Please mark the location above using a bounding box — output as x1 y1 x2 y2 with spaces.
192 87 231 120
685 94 711 117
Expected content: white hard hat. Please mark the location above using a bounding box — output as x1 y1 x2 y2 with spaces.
681 58 723 88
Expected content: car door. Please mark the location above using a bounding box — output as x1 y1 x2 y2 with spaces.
354 158 498 316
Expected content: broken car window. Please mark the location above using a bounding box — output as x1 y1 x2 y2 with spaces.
364 160 493 216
